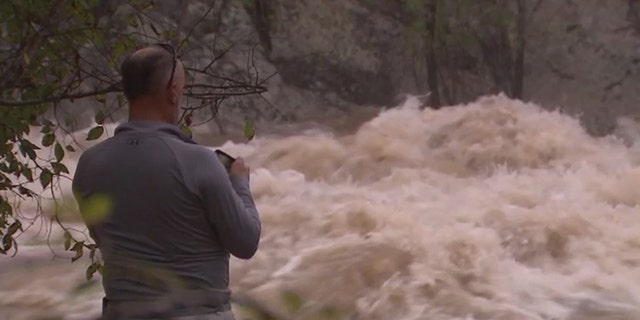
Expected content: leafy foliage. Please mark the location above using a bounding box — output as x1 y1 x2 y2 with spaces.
0 0 268 270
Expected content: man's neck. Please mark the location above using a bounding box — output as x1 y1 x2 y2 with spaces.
128 114 170 124
128 98 171 124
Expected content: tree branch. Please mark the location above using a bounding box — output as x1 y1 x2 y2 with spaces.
0 85 120 107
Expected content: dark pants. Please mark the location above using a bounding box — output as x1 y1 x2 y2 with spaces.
99 310 235 320
100 289 232 320
174 311 236 320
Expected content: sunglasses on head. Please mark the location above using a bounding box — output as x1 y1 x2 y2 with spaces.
155 42 177 88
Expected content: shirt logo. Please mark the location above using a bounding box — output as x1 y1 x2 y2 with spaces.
127 138 142 145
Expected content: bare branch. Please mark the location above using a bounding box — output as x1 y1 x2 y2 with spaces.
0 85 120 107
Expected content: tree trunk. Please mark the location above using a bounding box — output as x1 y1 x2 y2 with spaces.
629 0 640 34
513 0 526 99
243 0 274 55
424 0 441 108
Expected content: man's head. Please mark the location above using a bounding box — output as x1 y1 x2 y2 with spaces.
120 43 185 124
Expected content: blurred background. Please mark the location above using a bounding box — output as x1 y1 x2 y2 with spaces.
1 1 640 319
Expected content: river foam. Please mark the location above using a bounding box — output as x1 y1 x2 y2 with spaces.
2 94 640 319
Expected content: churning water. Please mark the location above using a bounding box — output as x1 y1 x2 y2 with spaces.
1 95 640 320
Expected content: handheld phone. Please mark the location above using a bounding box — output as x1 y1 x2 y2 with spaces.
215 149 235 172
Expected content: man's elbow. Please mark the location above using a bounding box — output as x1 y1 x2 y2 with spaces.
230 226 261 260
232 245 258 260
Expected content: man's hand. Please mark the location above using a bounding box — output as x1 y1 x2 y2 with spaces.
230 158 250 178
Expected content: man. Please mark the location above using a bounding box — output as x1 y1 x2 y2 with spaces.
72 43 261 320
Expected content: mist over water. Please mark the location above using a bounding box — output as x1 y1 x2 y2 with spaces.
2 95 640 319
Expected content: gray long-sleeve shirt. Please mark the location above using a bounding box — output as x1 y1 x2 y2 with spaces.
72 120 260 310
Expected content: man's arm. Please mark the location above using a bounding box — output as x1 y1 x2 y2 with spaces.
71 153 102 247
193 150 261 259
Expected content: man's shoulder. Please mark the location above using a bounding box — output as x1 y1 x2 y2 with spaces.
157 138 224 178
166 142 227 190
76 137 113 162
161 136 216 159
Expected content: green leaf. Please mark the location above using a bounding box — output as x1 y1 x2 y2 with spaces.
6 220 21 236
78 194 112 225
71 241 84 262
52 162 69 175
86 126 104 141
86 262 100 280
21 166 33 181
180 126 192 138
41 133 55 147
1 234 12 254
6 153 17 173
282 291 304 312
54 142 64 162
0 199 12 217
65 144 76 152
39 169 53 189
243 120 255 141
19 140 37 160
64 231 72 250
96 94 106 104
179 38 189 52
18 186 33 197
7 154 18 173
72 248 84 262
40 125 52 134
94 109 106 124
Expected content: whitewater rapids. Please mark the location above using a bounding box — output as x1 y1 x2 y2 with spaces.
1 94 640 320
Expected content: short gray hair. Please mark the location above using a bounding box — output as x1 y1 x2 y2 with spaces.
120 46 174 100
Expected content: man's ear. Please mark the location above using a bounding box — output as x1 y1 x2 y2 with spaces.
168 83 179 105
